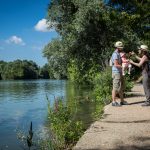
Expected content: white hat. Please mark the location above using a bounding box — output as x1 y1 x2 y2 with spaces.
114 41 124 49
140 45 148 51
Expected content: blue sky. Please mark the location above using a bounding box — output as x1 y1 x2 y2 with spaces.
0 0 58 67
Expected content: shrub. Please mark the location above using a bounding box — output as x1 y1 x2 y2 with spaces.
93 67 112 104
46 97 84 150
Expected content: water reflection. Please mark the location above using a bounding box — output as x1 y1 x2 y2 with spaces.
0 80 94 149
65 82 95 128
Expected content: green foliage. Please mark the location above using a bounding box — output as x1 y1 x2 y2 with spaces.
0 60 56 80
0 60 67 80
46 97 84 149
0 60 39 80
39 63 50 79
0 61 7 80
43 39 68 79
44 0 149 84
93 67 112 104
67 59 99 85
124 75 134 92
107 0 150 47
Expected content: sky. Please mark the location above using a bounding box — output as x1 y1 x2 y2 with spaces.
0 0 58 67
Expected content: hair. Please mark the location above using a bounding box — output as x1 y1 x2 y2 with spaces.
142 50 150 59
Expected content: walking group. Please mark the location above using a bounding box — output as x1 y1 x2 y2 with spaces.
111 41 150 107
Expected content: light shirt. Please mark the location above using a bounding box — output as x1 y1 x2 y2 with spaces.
112 50 122 73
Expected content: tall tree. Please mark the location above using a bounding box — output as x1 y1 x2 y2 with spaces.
107 0 150 46
45 0 147 83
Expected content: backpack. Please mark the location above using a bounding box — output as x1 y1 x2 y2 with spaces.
109 52 120 66
109 58 113 66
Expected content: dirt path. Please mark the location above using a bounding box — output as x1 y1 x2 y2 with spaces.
73 84 150 150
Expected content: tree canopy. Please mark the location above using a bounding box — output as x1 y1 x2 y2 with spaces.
43 0 150 83
0 60 52 80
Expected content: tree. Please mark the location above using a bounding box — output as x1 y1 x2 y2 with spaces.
107 0 150 46
43 38 68 79
0 61 7 80
0 60 39 80
39 64 50 79
45 0 148 84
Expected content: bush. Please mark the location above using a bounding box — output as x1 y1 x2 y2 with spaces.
93 67 112 104
46 97 84 150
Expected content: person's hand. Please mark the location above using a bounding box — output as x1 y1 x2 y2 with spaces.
129 51 135 56
129 59 134 64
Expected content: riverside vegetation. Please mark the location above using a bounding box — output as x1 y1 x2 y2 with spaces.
41 1 147 147
41 68 133 149
1 0 149 149
16 68 133 150
0 60 64 80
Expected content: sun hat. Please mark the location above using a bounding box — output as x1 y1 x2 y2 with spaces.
140 45 148 51
114 41 124 49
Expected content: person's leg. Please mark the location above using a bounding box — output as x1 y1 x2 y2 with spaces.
112 73 117 103
141 74 150 106
112 73 121 106
128 64 132 74
112 90 121 106
119 75 124 102
122 64 126 76
142 74 150 102
112 90 116 102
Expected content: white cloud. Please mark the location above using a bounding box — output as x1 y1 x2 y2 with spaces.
34 18 55 32
6 35 25 46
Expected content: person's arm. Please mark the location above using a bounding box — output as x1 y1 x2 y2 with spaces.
114 59 122 68
130 51 141 61
112 52 122 68
130 55 148 67
122 57 129 63
135 55 142 61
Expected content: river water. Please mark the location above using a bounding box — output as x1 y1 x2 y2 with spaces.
0 80 94 150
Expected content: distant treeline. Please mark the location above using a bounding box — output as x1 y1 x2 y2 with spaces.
0 60 66 80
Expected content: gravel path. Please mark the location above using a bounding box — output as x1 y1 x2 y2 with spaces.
73 84 150 150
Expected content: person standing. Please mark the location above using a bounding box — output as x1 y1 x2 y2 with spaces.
130 45 150 106
111 41 126 106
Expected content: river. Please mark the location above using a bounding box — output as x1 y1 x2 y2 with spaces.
0 80 94 150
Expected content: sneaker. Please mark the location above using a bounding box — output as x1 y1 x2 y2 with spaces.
141 101 150 107
112 102 121 107
120 101 128 105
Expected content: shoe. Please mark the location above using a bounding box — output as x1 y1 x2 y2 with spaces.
141 101 150 106
112 102 121 107
120 101 128 105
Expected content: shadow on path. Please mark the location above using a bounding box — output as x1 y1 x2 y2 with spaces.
128 100 145 105
102 119 150 124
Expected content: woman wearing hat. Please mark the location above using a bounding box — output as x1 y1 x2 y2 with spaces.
130 45 150 106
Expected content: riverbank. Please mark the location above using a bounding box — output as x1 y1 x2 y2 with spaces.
73 84 150 150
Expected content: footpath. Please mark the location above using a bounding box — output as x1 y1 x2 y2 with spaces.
73 84 150 150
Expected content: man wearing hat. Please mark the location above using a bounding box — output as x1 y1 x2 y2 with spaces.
130 45 150 106
111 41 127 106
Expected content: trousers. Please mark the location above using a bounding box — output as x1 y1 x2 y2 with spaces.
142 73 150 101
